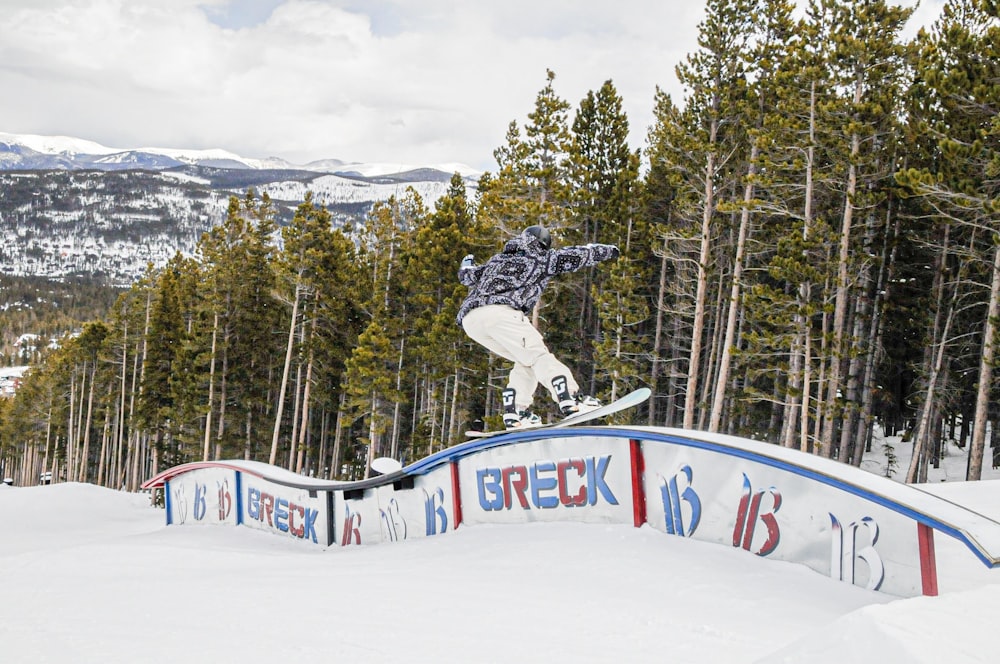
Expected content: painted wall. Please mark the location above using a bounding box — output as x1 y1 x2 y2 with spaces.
165 467 238 527
334 465 456 546
460 436 634 526
641 439 918 595
145 427 1000 598
241 476 331 546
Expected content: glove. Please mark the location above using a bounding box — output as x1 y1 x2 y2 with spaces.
461 254 475 268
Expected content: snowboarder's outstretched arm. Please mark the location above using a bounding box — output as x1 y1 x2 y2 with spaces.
546 243 619 275
458 254 485 286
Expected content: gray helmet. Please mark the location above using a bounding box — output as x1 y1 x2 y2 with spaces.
524 225 551 250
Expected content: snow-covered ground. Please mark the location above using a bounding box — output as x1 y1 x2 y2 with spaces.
2 431 999 663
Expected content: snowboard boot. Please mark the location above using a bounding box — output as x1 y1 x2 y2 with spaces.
563 394 601 416
501 387 541 429
504 410 542 429
502 388 517 421
552 375 601 416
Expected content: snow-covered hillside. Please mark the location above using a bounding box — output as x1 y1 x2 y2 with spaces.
257 173 460 207
0 164 476 284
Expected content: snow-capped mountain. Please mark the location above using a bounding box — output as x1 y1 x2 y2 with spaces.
0 132 482 284
0 132 481 178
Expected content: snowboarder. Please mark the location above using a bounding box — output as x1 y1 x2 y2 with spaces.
457 224 620 429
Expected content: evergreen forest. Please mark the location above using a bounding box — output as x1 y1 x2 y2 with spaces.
1 0 998 489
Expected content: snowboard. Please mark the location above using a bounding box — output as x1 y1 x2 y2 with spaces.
464 387 651 439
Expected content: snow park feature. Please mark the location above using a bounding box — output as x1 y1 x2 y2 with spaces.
141 424 1000 599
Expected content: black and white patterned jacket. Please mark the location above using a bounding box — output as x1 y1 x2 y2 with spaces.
456 230 618 325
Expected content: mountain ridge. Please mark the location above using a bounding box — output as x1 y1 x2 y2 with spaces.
0 131 482 178
0 132 482 285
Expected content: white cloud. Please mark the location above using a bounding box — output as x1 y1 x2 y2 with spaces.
0 0 947 171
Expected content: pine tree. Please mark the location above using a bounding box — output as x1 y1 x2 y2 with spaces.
199 192 280 462
571 80 648 398
706 0 798 434
591 151 650 406
344 190 423 475
896 0 1000 480
137 254 188 474
644 89 693 427
813 0 913 460
270 194 336 466
305 214 363 476
672 0 760 429
405 174 489 450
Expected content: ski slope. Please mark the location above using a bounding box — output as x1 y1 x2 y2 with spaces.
2 441 1000 663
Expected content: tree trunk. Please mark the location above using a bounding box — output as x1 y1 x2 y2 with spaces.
968 242 1000 480
80 362 97 482
331 391 346 480
698 268 726 431
317 408 329 478
67 371 76 483
837 294 865 463
365 392 379 479
852 206 900 467
650 233 670 426
202 313 218 461
685 136 718 429
288 317 306 471
904 222 956 480
906 252 959 483
99 404 111 486
270 281 301 466
812 266 833 455
115 316 128 486
448 369 461 447
710 145 757 431
821 127 860 457
783 81 818 450
391 337 405 459
42 405 52 484
215 327 229 461
295 316 318 474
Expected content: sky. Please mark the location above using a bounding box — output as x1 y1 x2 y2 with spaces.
0 0 947 172
2 429 1000 662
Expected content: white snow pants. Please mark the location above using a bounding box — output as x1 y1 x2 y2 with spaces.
461 304 579 411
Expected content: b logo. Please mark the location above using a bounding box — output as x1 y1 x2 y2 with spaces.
341 505 362 546
380 499 407 542
830 514 885 590
423 487 448 535
172 485 188 524
193 483 208 521
217 480 232 521
732 474 782 556
658 465 701 537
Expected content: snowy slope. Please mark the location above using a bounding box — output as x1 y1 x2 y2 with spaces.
2 429 1000 663
1 481 997 663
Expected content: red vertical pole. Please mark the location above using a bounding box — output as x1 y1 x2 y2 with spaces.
917 523 939 596
630 439 646 528
450 461 463 529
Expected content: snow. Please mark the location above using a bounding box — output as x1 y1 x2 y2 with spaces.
256 173 468 209
0 131 482 177
0 131 121 156
0 365 29 378
3 431 1000 663
333 160 481 178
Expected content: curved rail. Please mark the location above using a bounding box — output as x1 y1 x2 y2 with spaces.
144 425 1000 596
